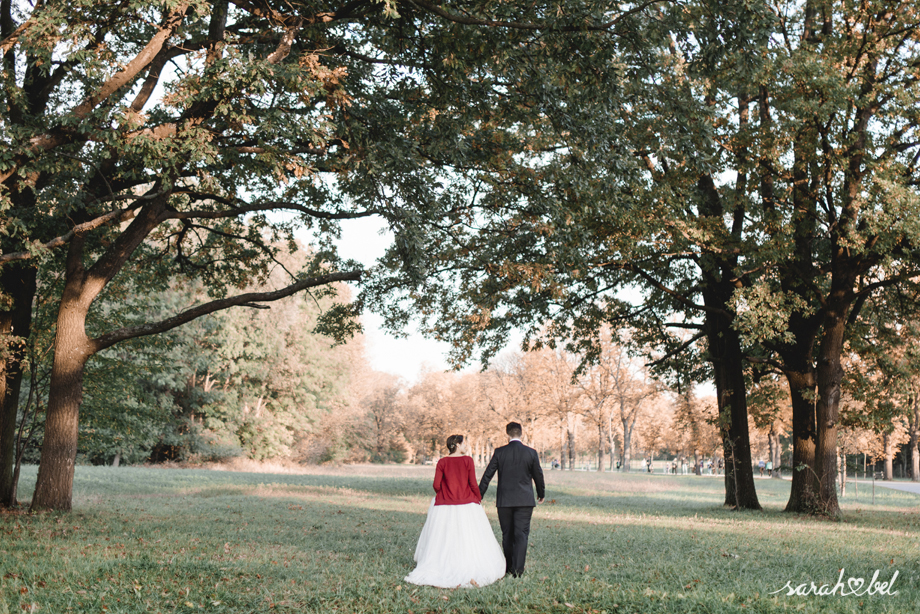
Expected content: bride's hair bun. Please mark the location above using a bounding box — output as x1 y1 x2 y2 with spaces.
446 434 464 453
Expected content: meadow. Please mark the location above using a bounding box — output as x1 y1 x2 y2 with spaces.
1 464 917 614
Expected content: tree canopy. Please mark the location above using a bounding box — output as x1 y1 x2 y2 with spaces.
370 0 920 516
0 0 667 510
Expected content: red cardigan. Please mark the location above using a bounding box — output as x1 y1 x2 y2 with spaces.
433 456 481 506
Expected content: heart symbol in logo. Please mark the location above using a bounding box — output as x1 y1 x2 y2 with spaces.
847 577 865 593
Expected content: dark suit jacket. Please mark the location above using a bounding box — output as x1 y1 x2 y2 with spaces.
479 440 546 507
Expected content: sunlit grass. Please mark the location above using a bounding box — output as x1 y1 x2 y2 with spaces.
2 464 917 613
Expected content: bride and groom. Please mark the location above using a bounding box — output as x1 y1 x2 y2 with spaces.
404 422 546 588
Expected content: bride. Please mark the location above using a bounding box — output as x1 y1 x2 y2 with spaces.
404 435 506 588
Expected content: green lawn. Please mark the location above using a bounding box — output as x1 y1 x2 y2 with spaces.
2 464 917 613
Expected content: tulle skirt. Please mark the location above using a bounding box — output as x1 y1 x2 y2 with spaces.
404 498 506 588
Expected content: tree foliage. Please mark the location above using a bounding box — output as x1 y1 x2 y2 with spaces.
369 0 920 516
1 0 667 510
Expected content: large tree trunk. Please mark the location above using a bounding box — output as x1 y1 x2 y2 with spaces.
0 265 37 507
30 199 166 511
772 56 822 511
812 311 846 517
708 321 761 510
0 313 11 503
696 170 760 510
30 267 95 511
30 237 97 512
721 432 736 502
784 370 819 511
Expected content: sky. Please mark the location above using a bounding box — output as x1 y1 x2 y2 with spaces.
332 216 488 383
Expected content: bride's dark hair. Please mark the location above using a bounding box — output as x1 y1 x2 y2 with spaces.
446 434 464 454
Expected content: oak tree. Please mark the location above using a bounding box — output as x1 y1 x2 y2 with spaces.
1 0 659 510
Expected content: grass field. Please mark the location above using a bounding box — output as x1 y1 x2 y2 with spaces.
2 464 917 614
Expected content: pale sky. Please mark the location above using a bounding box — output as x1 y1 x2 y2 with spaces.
334 216 475 382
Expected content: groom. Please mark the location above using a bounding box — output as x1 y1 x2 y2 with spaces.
479 422 545 578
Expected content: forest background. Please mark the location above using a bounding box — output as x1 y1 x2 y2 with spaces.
10 259 916 487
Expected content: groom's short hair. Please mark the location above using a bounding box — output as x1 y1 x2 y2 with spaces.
506 422 523 438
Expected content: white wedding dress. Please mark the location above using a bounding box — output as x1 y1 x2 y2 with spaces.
404 497 507 588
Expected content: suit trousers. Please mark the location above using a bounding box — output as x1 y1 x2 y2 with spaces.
497 506 534 575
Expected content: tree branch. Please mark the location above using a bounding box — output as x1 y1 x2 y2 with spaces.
168 193 380 220
0 203 149 264
0 0 43 56
180 221 298 280
130 45 190 112
91 270 362 352
0 3 189 185
73 4 189 117
406 0 670 32
265 19 301 64
603 262 730 317
745 355 787 373
645 331 705 368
